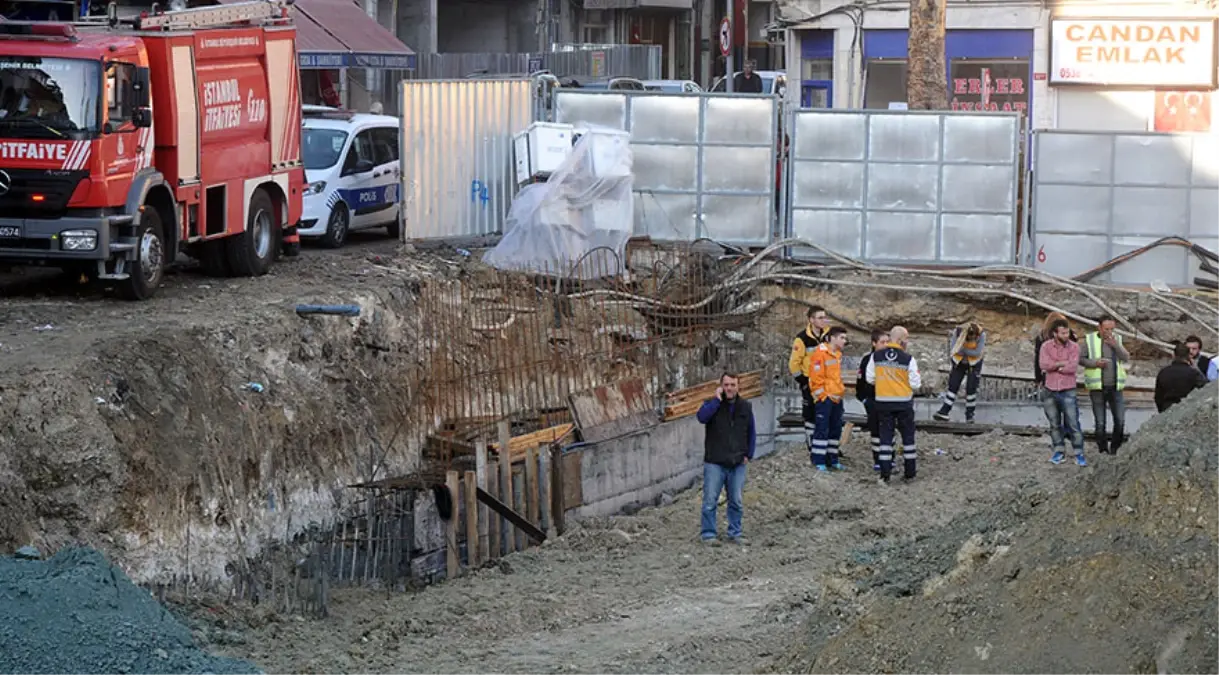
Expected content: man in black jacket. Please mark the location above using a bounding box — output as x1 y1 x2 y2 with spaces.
696 372 756 545
856 328 889 471
733 60 764 94
1155 344 1207 412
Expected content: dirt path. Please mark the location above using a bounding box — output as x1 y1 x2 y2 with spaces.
196 429 1080 674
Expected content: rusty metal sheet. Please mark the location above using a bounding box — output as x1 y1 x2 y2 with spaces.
561 451 583 511
567 378 658 443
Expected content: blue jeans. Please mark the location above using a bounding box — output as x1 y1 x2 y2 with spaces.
1041 388 1085 452
811 398 844 466
701 462 747 540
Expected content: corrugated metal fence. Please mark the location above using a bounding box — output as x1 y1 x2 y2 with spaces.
1030 130 1218 285
415 45 662 81
554 90 779 246
364 46 661 117
399 79 535 239
787 109 1021 265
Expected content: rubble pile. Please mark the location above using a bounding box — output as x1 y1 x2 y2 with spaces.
0 548 259 674
802 382 1218 674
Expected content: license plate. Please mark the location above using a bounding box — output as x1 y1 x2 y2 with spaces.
0 225 19 239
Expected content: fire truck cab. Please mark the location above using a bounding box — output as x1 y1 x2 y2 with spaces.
0 1 304 299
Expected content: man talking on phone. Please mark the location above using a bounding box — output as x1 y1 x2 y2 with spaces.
696 372 756 545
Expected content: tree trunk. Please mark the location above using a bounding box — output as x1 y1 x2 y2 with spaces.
907 0 947 110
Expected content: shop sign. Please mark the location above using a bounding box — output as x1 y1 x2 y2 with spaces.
950 61 1030 114
1049 18 1218 88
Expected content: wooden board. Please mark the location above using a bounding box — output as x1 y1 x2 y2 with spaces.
489 423 576 462
463 471 479 568
445 471 460 579
777 412 1113 440
561 450 583 511
568 378 658 443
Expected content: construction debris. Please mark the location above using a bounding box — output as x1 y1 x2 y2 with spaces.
0 548 258 674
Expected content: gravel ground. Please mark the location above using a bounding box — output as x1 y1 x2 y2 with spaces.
787 382 1219 674
187 428 1079 674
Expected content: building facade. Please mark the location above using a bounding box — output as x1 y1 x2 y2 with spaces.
779 0 1218 134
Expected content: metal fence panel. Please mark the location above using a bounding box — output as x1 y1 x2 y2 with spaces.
554 90 777 245
789 109 1020 265
399 79 535 239
1030 130 1219 285
413 45 662 81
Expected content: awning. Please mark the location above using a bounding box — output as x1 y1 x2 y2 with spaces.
214 0 415 70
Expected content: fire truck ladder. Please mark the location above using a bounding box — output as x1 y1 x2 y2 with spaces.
102 0 293 31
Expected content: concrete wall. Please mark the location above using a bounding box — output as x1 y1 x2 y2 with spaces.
397 0 438 54
438 0 538 53
570 393 777 519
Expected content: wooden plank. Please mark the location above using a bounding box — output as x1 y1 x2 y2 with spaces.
424 436 478 462
463 471 479 568
475 487 546 544
561 450 583 510
474 441 489 563
664 371 763 405
777 411 1114 440
839 422 854 448
497 420 515 554
486 459 500 559
525 445 540 529
539 443 554 537
513 466 526 551
549 444 565 535
569 378 658 443
488 423 576 461
445 470 460 579
938 364 1156 390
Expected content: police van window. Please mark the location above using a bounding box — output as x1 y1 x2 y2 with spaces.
372 127 397 164
106 62 137 126
342 129 376 174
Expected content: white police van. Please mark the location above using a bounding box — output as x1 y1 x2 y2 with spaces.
300 106 402 248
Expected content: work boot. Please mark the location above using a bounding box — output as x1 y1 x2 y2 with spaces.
932 410 950 422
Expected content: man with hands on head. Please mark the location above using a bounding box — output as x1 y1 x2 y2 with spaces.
696 372 756 546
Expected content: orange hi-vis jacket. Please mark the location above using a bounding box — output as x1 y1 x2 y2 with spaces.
805 342 845 403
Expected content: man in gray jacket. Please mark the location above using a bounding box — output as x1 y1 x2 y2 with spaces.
1080 315 1130 455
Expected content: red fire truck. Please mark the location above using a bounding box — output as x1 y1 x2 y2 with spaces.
0 0 304 299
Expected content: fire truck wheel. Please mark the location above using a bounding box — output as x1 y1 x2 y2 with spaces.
117 209 166 301
321 204 349 249
226 189 279 277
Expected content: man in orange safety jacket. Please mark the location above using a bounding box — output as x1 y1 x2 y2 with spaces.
805 326 848 471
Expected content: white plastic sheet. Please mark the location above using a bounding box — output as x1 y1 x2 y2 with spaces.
484 125 633 279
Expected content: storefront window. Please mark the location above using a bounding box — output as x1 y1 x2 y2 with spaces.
949 59 1029 114
863 60 907 109
802 58 832 80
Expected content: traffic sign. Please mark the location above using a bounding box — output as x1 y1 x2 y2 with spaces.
719 17 732 57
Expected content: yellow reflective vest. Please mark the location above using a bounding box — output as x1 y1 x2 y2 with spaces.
1083 332 1127 391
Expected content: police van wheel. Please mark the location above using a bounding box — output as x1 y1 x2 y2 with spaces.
385 217 400 240
321 204 348 249
117 209 166 301
226 189 278 277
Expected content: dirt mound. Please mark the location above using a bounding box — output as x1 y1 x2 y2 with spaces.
798 382 1219 674
0 547 258 674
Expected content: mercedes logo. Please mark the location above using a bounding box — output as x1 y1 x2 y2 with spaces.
0 170 10 197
